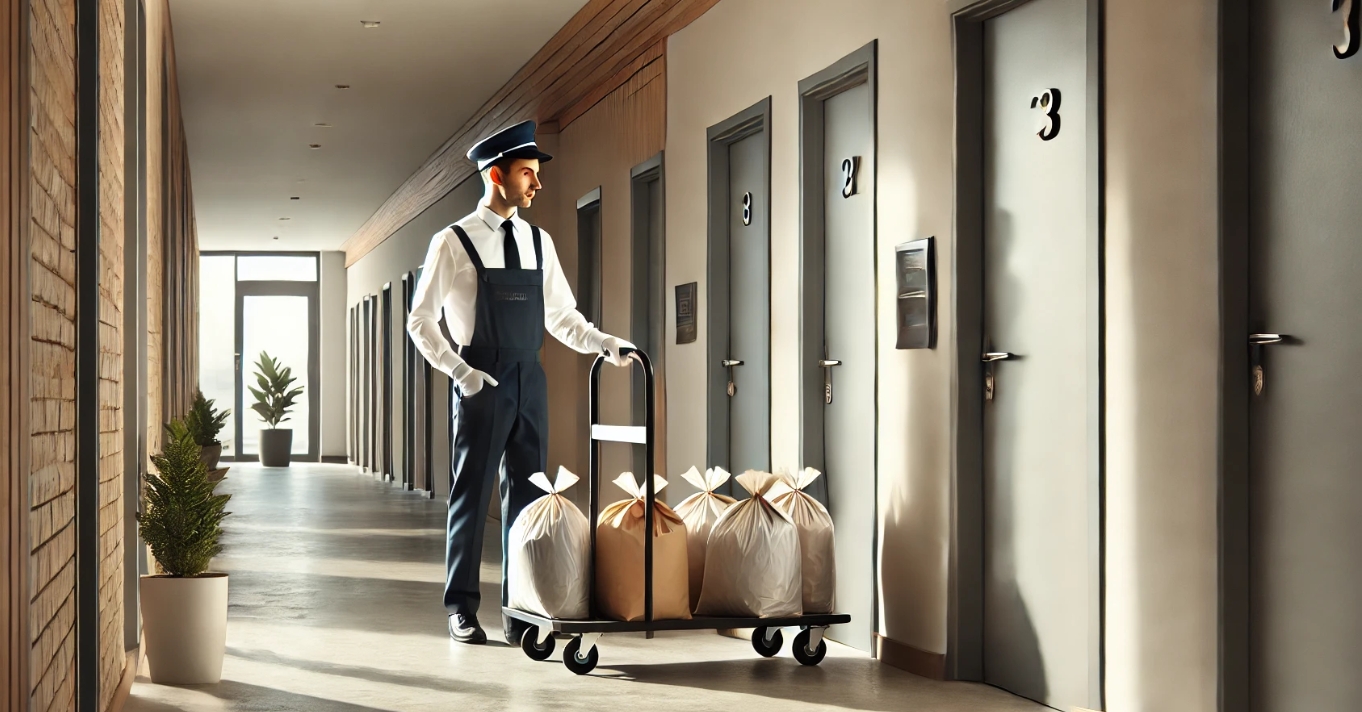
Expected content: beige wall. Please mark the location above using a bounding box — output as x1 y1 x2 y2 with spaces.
666 0 1223 707
1104 0 1220 709
533 59 666 504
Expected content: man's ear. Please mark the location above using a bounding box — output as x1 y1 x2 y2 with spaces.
487 165 504 186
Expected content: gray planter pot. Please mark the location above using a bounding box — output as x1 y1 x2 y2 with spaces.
199 443 222 472
259 429 292 467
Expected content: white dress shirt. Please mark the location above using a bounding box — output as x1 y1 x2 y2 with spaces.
407 203 607 378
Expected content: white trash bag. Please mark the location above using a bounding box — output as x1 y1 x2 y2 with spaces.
695 470 802 618
506 466 591 620
770 467 836 614
673 466 736 611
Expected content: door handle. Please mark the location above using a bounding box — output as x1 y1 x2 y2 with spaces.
982 352 1014 401
723 359 743 397
820 359 841 403
1248 333 1291 396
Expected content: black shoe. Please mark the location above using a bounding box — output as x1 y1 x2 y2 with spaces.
449 614 487 644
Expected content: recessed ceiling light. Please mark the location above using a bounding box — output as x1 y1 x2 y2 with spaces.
334 84 351 90
279 217 291 221
361 20 380 28
309 144 321 149
273 236 280 240
290 196 301 201
313 122 332 128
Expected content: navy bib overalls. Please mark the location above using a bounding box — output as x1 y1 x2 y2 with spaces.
442 223 548 640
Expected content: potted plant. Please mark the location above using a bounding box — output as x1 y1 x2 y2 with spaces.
186 389 230 471
250 351 303 467
137 419 232 684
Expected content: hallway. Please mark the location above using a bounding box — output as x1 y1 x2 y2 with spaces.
124 464 1043 712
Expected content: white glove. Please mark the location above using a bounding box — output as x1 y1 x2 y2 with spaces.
452 362 499 397
600 336 636 367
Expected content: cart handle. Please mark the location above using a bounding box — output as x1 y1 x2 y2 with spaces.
588 347 657 624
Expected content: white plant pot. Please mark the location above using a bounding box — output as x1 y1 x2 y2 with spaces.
140 573 229 684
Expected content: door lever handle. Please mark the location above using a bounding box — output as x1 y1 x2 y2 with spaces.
818 359 842 368
1249 333 1287 345
982 352 1015 363
722 359 745 367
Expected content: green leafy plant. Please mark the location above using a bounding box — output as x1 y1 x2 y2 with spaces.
185 390 231 447
137 419 231 577
249 351 303 429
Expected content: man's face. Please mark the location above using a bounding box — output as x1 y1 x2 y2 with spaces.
494 158 543 208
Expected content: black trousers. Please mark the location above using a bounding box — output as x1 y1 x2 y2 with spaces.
442 361 548 636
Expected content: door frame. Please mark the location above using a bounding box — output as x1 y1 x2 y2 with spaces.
630 151 666 476
798 42 878 507
797 40 879 650
706 97 773 477
947 1 1106 706
234 279 322 462
381 282 394 482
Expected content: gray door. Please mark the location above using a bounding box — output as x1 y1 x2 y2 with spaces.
1248 2 1362 709
631 157 665 477
822 82 875 652
982 0 1092 707
726 132 770 477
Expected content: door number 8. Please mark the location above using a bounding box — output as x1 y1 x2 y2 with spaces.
742 192 752 226
1031 88 1061 141
841 157 860 198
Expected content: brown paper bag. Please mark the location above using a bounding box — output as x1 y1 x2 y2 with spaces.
695 470 803 618
595 473 692 621
770 467 836 614
673 466 736 611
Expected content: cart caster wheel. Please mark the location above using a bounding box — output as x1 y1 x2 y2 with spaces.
563 636 599 675
521 627 555 661
793 629 828 666
751 626 783 658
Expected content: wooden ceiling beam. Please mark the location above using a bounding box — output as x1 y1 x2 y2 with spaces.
341 0 720 267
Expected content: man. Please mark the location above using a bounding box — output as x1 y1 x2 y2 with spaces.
407 120 632 646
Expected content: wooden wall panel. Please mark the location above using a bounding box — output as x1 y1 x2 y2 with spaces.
3 0 31 706
342 0 720 267
159 14 197 422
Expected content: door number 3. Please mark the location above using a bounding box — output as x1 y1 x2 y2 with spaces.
841 157 860 198
1336 0 1360 59
1031 88 1062 141
742 192 752 226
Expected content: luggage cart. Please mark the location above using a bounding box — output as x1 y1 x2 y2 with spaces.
504 348 850 674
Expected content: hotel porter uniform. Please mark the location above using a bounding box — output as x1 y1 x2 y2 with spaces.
406 120 633 646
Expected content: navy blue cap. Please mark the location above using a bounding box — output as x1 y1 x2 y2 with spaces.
466 120 553 171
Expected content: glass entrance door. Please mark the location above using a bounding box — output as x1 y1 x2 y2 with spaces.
236 280 319 461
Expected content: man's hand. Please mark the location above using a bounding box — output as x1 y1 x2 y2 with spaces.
601 336 636 367
452 362 499 397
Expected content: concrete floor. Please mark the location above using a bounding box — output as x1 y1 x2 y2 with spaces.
125 463 1045 712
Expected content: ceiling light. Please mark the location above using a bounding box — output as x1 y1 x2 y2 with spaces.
290 196 301 201
273 236 280 241
309 144 321 149
334 84 350 90
313 122 332 128
279 217 291 221
361 20 380 28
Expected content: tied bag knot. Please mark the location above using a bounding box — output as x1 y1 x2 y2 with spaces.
694 469 804 618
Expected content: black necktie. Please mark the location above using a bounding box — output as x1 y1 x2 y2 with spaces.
501 220 521 270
